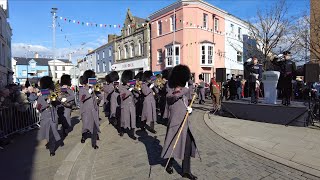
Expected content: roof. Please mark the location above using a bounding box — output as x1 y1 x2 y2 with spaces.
200 40 214 44
133 16 147 24
14 57 71 66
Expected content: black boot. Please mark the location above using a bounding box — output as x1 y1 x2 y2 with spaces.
119 128 124 137
165 158 174 174
129 128 137 140
81 134 86 143
182 173 198 180
50 152 55 156
92 145 99 149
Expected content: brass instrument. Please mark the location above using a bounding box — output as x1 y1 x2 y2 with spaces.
134 81 142 91
94 83 101 92
155 75 165 89
49 91 58 102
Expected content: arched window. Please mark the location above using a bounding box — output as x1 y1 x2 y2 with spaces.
118 47 121 60
138 40 143 56
124 45 129 59
130 43 134 57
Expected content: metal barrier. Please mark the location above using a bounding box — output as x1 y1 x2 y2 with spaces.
0 103 40 139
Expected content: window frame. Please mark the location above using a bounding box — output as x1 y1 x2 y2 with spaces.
170 15 176 32
237 51 243 62
203 13 208 29
157 21 162 36
201 73 211 84
214 18 219 32
165 46 173 67
157 49 163 64
200 43 214 66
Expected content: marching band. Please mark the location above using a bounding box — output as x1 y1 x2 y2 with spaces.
37 65 198 179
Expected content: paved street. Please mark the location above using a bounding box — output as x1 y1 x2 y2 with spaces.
1 104 320 180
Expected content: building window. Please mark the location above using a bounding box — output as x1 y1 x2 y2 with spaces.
175 46 180 65
202 73 211 84
97 53 99 60
238 27 242 40
166 47 173 67
109 60 111 71
55 73 58 79
237 51 243 62
118 47 121 60
231 24 234 33
170 15 176 31
157 21 162 36
125 45 129 59
109 48 112 57
203 13 208 29
62 66 65 71
0 17 2 35
22 70 27 76
130 44 134 57
214 18 219 31
97 63 100 73
103 51 105 58
201 46 206 64
200 44 214 65
208 46 213 64
157 49 162 64
127 27 131 36
103 62 106 72
55 66 58 71
138 40 143 56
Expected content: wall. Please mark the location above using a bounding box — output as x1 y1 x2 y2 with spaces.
96 43 113 78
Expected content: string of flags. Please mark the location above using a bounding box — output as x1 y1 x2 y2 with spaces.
23 46 87 59
58 16 122 29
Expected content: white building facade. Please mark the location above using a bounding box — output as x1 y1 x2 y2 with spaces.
0 0 12 87
48 59 74 81
224 14 250 76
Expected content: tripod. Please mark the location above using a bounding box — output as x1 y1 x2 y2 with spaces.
286 84 317 126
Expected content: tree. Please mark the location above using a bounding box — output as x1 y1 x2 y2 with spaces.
227 0 298 69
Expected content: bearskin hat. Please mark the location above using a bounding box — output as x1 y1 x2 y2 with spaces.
60 74 71 86
121 70 134 84
142 71 153 82
161 68 172 80
108 71 119 83
199 74 203 80
82 70 95 84
105 74 110 83
134 71 143 81
40 76 54 90
169 65 191 88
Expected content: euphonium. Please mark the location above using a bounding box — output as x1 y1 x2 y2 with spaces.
134 81 142 91
49 91 58 102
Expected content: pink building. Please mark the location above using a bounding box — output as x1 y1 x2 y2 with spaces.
149 0 226 83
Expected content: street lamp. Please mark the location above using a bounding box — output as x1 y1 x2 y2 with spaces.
51 8 58 80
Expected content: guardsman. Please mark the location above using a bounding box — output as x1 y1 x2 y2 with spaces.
79 70 100 149
37 76 61 156
161 65 198 180
245 57 262 104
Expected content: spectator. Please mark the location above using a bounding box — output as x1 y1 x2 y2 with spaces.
210 77 220 111
0 88 12 107
236 76 242 99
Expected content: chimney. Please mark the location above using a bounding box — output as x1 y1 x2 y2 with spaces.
34 52 39 58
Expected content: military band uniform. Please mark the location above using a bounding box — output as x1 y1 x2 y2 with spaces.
245 63 262 104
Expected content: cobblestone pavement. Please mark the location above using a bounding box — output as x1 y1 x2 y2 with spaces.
0 109 106 180
68 104 320 180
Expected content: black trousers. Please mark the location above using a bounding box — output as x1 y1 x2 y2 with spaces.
91 124 98 147
250 82 257 103
48 127 56 153
182 129 192 174
282 78 292 103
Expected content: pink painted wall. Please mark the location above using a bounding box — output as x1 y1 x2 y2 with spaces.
150 3 226 83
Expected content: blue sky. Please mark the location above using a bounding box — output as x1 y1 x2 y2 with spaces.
10 0 309 63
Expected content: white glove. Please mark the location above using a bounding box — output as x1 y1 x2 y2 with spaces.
246 58 252 62
88 88 93 94
187 107 192 114
47 99 51 104
61 98 67 102
185 82 189 88
129 88 133 91
149 83 154 89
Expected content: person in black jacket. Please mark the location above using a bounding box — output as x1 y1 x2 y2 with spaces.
272 51 296 106
245 57 262 104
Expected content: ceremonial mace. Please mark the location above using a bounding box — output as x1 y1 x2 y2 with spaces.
164 93 197 172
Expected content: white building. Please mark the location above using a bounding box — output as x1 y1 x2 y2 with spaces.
0 0 12 87
48 59 74 81
224 14 250 76
78 57 88 75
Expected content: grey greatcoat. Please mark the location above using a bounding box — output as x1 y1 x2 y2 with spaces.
161 87 196 160
79 86 101 134
37 95 61 142
141 83 157 125
187 80 195 101
118 85 136 129
62 88 75 126
103 83 114 116
198 81 205 101
110 90 120 119
162 82 172 119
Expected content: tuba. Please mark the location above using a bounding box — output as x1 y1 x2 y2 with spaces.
94 83 101 92
155 75 165 89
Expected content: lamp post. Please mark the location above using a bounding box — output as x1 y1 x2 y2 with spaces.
51 8 58 80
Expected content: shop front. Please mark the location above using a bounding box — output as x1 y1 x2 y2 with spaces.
111 58 150 77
